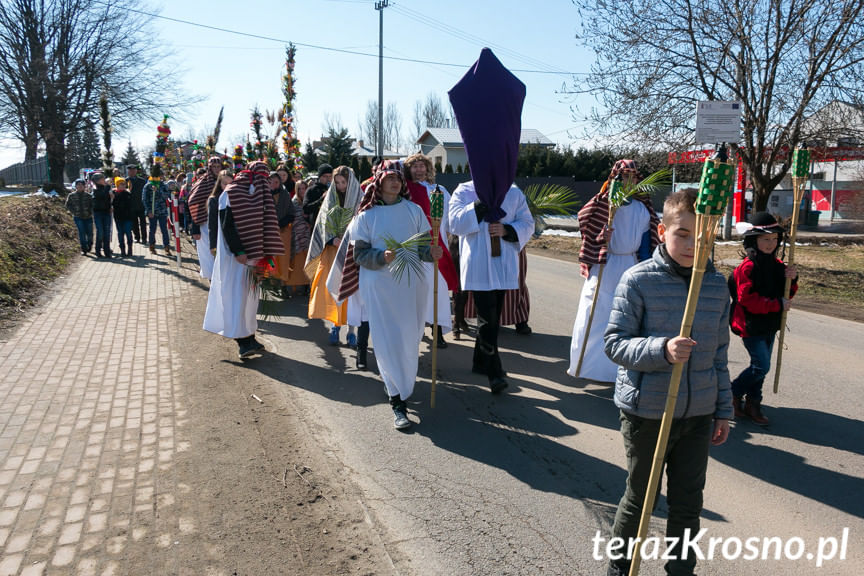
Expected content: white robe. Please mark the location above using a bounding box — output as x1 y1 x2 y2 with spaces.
203 190 259 339
420 181 452 333
350 199 431 400
196 221 215 279
567 200 650 381
448 182 534 291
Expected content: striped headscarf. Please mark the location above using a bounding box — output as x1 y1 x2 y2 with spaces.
577 159 659 267
303 167 362 280
187 157 222 224
224 160 284 260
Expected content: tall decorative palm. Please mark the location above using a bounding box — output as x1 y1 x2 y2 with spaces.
522 183 581 235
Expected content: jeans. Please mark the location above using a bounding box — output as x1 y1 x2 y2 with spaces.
93 211 113 256
609 412 713 576
731 333 775 403
148 214 170 248
472 290 505 379
73 217 93 252
115 219 134 253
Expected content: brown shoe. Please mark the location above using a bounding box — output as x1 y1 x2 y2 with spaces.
164 248 173 257
744 399 770 426
733 396 747 420
149 244 156 254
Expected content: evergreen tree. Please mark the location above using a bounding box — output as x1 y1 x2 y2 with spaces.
456 163 463 173
359 156 373 181
322 126 354 168
301 141 319 173
434 160 443 175
65 120 101 181
120 141 141 168
444 163 454 174
350 154 360 176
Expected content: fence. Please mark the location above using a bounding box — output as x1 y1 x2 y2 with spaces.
0 157 49 186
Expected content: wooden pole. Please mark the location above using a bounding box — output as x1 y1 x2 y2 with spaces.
430 186 444 408
773 146 809 393
628 152 731 576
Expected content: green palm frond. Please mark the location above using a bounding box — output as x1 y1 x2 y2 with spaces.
610 168 672 208
383 230 430 285
524 183 581 218
325 205 353 237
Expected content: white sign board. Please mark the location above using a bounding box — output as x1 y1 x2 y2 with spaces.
695 101 741 144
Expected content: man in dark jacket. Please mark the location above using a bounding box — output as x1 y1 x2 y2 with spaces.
302 163 333 226
91 172 114 258
126 164 148 243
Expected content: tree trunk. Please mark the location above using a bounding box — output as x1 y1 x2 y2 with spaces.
23 131 39 161
45 135 66 193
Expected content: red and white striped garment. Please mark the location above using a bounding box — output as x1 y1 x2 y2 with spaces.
462 247 530 326
224 162 283 260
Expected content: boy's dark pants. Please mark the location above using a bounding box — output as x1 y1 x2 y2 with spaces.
610 411 713 576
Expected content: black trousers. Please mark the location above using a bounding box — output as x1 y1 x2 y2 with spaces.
472 290 505 379
133 211 148 242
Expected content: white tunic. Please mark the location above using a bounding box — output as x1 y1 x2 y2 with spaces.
203 190 259 339
196 221 215 279
350 199 431 400
567 200 650 381
420 181 452 333
448 182 534 291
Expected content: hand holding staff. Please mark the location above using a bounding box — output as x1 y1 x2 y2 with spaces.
628 146 733 576
773 145 809 393
430 186 444 408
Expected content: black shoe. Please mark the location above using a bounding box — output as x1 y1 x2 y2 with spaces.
81 250 87 256
95 252 104 259
515 322 532 335
238 341 256 359
436 331 448 349
489 377 509 394
250 337 265 352
356 347 368 370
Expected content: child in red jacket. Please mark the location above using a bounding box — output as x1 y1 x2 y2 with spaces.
730 212 798 425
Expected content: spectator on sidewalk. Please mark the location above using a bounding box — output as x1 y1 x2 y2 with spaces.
112 177 136 258
126 164 148 244
91 172 114 258
65 178 93 256
143 176 172 257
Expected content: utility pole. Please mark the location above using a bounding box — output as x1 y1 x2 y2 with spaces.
375 0 389 160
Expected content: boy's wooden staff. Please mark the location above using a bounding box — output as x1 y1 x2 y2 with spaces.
430 186 444 408
628 146 733 576
574 176 623 377
773 145 808 393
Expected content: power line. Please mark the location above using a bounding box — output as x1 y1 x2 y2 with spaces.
97 2 586 76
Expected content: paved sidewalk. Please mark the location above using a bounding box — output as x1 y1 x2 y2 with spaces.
0 247 199 575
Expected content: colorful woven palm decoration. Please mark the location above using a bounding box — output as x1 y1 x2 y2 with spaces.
696 154 734 215
791 146 810 179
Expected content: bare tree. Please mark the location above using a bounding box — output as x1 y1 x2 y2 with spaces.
571 0 864 211
412 100 424 143
422 91 449 129
0 0 199 188
359 100 403 153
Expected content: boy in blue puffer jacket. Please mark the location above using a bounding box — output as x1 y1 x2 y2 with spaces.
602 187 733 576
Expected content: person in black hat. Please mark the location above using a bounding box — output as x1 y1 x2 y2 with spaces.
302 163 333 226
126 164 148 243
729 212 798 425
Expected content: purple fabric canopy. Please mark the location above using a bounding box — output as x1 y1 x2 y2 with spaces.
448 48 526 222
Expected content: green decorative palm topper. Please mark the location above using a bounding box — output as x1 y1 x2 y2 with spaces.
696 156 733 215
430 186 444 220
792 147 810 179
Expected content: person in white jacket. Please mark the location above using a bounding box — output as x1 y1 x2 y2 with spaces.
448 180 533 393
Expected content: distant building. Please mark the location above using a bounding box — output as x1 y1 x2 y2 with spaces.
416 128 555 171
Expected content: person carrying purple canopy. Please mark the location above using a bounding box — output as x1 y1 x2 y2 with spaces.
447 48 534 394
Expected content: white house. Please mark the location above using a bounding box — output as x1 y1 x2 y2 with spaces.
416 128 555 171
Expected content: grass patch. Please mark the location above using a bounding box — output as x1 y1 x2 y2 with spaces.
0 196 80 328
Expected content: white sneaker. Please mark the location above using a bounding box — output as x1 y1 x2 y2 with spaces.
393 408 411 430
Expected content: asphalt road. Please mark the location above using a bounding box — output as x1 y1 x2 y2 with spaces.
257 253 863 576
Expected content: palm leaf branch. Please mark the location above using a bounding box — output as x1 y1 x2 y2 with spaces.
610 168 672 208
383 230 430 285
325 205 353 238
524 183 581 217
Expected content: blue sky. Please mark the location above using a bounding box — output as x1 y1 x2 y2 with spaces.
0 0 596 169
